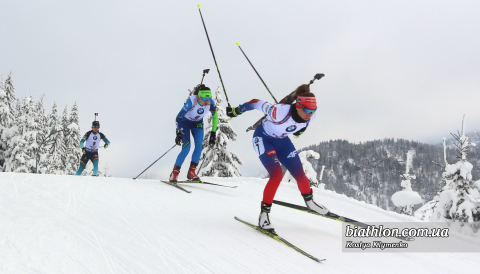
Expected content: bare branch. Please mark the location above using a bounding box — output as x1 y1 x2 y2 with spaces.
453 143 462 151
432 160 445 169
450 132 461 142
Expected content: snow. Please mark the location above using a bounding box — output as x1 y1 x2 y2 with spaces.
391 191 423 207
284 150 319 185
1 172 480 273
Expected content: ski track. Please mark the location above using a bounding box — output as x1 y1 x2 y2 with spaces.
1 173 480 273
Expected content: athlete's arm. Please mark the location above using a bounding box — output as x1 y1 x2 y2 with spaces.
176 98 193 118
238 99 288 122
79 131 89 148
210 101 218 132
103 138 111 147
211 110 218 132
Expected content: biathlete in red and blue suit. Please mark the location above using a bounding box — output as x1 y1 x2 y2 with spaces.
226 84 329 230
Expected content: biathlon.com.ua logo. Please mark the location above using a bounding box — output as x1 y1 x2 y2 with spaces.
339 222 480 253
345 225 449 239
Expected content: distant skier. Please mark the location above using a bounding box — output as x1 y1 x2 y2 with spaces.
75 121 110 176
226 84 329 230
169 84 218 182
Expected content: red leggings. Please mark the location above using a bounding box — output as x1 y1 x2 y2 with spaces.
253 128 311 204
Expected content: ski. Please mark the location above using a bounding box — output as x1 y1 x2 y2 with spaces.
272 200 414 241
177 180 237 188
160 180 192 193
234 217 325 263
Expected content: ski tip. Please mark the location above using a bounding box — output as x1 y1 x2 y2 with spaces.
236 41 240 46
197 4 201 9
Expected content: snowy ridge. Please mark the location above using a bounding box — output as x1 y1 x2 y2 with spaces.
1 173 479 273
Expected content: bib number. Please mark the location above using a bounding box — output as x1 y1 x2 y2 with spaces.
252 136 265 156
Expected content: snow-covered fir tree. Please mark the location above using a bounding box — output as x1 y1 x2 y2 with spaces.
391 150 422 216
0 72 83 175
415 117 480 235
61 106 69 170
46 103 66 174
5 95 38 173
35 94 50 173
283 150 323 187
0 72 17 171
198 87 242 177
64 102 82 175
0 81 7 170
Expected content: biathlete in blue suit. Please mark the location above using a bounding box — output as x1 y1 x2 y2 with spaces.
169 84 219 182
226 84 329 230
75 120 111 176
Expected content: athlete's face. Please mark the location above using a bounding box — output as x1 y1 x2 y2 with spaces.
199 97 211 106
298 107 314 120
92 127 99 132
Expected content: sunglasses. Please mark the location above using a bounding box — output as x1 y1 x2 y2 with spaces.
93 126 100 129
303 107 316 114
200 96 210 101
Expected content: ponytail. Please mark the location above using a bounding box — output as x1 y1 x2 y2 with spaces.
279 84 315 104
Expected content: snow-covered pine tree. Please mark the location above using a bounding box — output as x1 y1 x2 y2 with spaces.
198 87 242 177
415 117 480 234
5 95 38 173
61 106 69 172
0 72 17 171
46 103 66 174
391 150 422 216
64 102 82 175
283 150 323 187
0 80 6 170
35 94 50 173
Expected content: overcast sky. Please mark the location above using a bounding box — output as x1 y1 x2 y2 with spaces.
2 0 480 179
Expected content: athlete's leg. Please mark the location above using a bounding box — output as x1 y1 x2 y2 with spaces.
275 138 311 195
75 154 89 175
92 153 99 176
253 131 283 204
277 138 329 214
75 163 86 175
174 121 193 167
190 123 204 164
253 127 283 230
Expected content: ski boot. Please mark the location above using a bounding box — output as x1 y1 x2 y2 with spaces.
169 165 181 182
258 202 274 231
187 161 201 182
302 189 329 215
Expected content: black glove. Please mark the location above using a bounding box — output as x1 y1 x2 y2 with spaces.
209 131 216 146
226 106 242 118
293 127 307 138
82 147 86 154
175 129 183 146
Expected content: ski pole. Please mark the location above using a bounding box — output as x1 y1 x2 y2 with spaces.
133 144 177 179
237 42 278 104
235 42 278 131
197 5 231 107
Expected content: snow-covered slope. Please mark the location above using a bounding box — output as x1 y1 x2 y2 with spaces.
1 173 479 273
